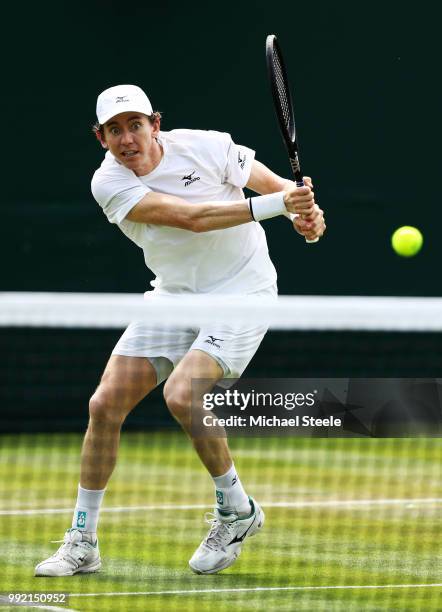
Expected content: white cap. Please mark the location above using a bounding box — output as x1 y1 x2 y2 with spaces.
96 84 153 125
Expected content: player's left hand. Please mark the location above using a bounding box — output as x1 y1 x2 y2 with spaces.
293 203 326 241
291 176 325 241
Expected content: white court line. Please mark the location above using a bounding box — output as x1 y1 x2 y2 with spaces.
0 504 205 516
18 607 76 612
1 498 442 516
69 583 442 598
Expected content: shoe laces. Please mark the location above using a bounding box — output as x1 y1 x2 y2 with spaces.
203 512 236 551
51 528 83 545
49 529 90 563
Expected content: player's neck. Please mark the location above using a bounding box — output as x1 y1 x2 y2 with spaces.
134 138 163 177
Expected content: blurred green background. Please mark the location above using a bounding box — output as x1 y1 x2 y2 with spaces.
2 0 440 296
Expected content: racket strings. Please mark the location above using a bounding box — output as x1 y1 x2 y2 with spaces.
272 51 292 135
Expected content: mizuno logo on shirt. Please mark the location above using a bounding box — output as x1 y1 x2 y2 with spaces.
238 151 246 169
182 171 201 186
204 336 224 349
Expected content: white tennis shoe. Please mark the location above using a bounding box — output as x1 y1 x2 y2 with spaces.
189 497 264 574
34 528 101 577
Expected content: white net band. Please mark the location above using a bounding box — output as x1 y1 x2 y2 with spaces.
1 292 442 331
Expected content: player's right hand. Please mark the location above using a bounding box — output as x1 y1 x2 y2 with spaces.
293 204 326 241
283 185 315 216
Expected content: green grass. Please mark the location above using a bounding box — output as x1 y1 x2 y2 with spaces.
0 433 441 611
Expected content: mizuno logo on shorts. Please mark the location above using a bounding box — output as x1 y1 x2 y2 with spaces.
204 336 224 349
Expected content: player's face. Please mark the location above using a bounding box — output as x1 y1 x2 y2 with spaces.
102 112 161 175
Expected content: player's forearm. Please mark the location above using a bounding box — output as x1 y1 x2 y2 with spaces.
188 193 309 230
125 189 313 232
190 201 253 231
246 160 292 194
126 192 252 232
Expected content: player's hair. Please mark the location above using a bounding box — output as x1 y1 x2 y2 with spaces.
92 111 162 138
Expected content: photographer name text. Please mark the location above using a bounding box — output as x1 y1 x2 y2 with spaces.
202 414 342 428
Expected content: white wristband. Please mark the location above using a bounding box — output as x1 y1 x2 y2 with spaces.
249 192 287 222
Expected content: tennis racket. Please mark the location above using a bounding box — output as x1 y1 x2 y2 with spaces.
266 34 319 243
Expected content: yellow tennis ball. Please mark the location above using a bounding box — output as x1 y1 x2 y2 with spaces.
391 226 423 257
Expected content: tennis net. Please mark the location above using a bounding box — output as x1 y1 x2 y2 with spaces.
2 292 442 433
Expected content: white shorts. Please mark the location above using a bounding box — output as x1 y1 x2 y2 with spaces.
112 284 277 386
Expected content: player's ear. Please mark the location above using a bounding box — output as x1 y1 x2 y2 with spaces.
151 114 161 137
95 129 108 149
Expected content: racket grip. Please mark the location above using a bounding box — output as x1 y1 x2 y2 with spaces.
295 179 319 244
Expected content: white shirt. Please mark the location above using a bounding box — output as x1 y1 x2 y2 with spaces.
91 129 277 294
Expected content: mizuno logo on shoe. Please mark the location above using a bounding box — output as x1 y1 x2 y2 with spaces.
182 171 201 186
227 514 257 546
238 151 246 169
204 336 224 349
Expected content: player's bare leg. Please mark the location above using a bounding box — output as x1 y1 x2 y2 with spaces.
35 355 157 577
163 349 264 574
164 349 231 475
81 355 157 489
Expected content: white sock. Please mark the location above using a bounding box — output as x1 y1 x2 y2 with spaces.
72 484 105 535
212 464 251 516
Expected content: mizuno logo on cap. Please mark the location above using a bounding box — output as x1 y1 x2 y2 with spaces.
116 96 129 103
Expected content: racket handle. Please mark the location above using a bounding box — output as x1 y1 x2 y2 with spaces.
286 178 319 243
292 179 319 244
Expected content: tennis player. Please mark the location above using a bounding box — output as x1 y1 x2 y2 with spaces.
35 84 325 577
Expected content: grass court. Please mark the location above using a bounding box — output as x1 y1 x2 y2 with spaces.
1 433 441 611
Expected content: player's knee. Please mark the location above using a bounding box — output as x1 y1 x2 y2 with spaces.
163 383 191 423
88 391 125 428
